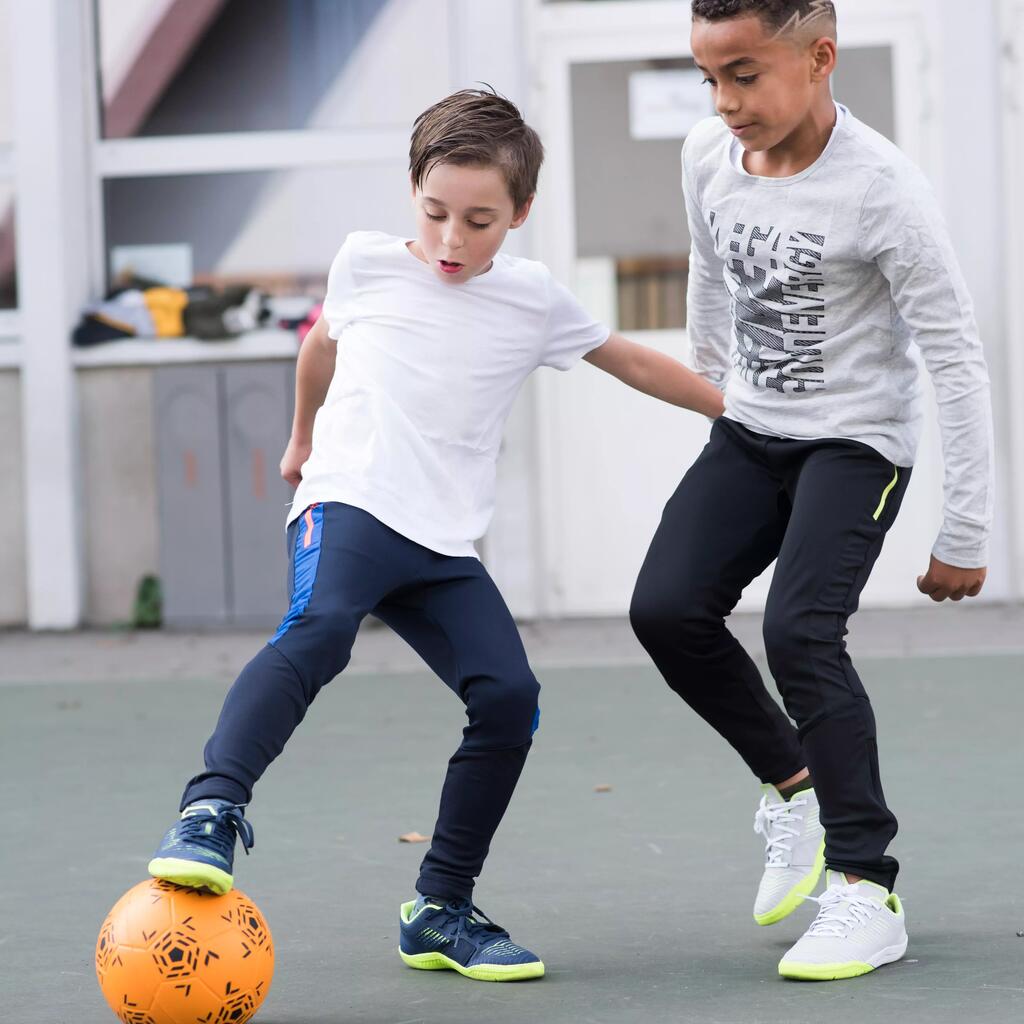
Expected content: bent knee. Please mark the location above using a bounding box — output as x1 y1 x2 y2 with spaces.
629 590 720 654
468 672 540 747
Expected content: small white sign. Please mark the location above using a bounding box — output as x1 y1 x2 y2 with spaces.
111 243 193 288
629 69 712 140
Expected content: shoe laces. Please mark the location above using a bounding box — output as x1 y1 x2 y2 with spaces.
753 795 807 867
428 899 510 951
179 804 255 858
802 883 883 938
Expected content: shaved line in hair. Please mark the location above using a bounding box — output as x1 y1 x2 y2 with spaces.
771 0 837 42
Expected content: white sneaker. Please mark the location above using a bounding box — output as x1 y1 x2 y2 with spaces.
778 870 908 980
752 784 825 925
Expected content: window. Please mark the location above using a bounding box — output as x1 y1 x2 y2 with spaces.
103 163 413 295
568 46 896 334
95 0 446 138
832 46 895 142
88 0 434 330
572 57 700 333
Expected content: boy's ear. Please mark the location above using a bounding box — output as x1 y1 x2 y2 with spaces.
510 194 535 229
809 37 837 81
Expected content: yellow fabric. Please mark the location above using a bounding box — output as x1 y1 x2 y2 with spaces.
872 467 900 521
143 287 188 337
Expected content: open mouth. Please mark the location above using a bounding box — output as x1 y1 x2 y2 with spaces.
439 260 464 274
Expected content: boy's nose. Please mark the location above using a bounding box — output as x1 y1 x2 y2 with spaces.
443 228 464 250
715 87 741 117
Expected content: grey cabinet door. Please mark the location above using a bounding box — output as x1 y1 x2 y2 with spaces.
223 364 293 627
154 367 228 627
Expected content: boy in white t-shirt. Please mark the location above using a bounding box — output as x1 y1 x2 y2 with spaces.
147 87 724 982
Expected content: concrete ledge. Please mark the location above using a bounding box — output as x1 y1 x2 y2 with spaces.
2 603 1022 685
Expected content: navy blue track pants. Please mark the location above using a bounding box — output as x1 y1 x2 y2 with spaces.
181 502 540 899
630 417 911 891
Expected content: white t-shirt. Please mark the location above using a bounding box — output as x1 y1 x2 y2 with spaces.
289 231 610 557
683 105 994 568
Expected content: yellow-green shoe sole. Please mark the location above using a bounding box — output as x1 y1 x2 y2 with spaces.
754 838 826 926
148 857 233 895
399 949 545 982
778 959 876 981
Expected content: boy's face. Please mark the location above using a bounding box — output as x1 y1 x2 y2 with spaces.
410 162 532 283
691 14 835 152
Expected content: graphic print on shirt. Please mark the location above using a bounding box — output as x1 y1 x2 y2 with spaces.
710 212 827 394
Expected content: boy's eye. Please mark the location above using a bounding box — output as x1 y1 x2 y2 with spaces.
702 77 716 86
469 222 492 230
426 212 446 222
737 75 759 85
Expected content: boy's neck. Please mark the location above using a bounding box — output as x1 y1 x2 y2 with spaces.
741 93 838 179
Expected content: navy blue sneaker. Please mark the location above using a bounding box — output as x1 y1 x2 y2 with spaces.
399 896 544 981
148 799 254 895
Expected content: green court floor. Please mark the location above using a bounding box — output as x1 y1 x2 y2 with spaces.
4 644 1022 1023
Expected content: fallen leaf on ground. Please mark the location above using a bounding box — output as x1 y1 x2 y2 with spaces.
398 831 431 843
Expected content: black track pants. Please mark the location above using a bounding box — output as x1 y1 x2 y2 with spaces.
630 417 911 890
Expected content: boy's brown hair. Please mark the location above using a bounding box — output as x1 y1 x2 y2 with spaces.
409 87 544 211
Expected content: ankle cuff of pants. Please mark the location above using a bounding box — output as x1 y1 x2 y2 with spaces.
757 758 808 787
825 860 897 892
416 875 473 902
180 777 250 811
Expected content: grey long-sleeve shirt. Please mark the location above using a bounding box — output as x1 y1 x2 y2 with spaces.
682 104 994 568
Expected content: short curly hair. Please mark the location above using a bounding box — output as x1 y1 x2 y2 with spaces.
692 0 836 37
409 87 544 212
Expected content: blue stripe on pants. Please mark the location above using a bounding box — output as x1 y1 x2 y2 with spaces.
270 504 323 645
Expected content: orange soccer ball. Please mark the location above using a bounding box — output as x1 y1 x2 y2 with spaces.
96 879 274 1024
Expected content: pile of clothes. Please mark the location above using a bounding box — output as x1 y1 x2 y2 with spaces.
72 277 317 347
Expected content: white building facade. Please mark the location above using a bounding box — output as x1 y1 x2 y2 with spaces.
0 0 1021 629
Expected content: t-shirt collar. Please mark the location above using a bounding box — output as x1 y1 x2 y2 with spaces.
728 101 847 185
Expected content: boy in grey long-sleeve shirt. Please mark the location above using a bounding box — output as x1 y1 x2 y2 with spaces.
629 0 994 982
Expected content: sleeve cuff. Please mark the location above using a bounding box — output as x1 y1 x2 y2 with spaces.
931 537 989 570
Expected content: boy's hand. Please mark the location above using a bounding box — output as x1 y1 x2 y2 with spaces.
280 437 312 488
916 555 987 602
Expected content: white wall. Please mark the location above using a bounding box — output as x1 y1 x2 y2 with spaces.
0 370 26 625
2 0 1017 626
932 0 1012 601
999 0 1024 596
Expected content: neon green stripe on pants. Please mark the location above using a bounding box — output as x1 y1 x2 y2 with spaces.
872 467 899 521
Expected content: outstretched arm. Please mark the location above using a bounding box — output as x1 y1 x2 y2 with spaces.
583 332 725 418
280 315 336 487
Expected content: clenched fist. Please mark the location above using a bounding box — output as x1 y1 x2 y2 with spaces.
279 437 312 489
916 555 986 603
